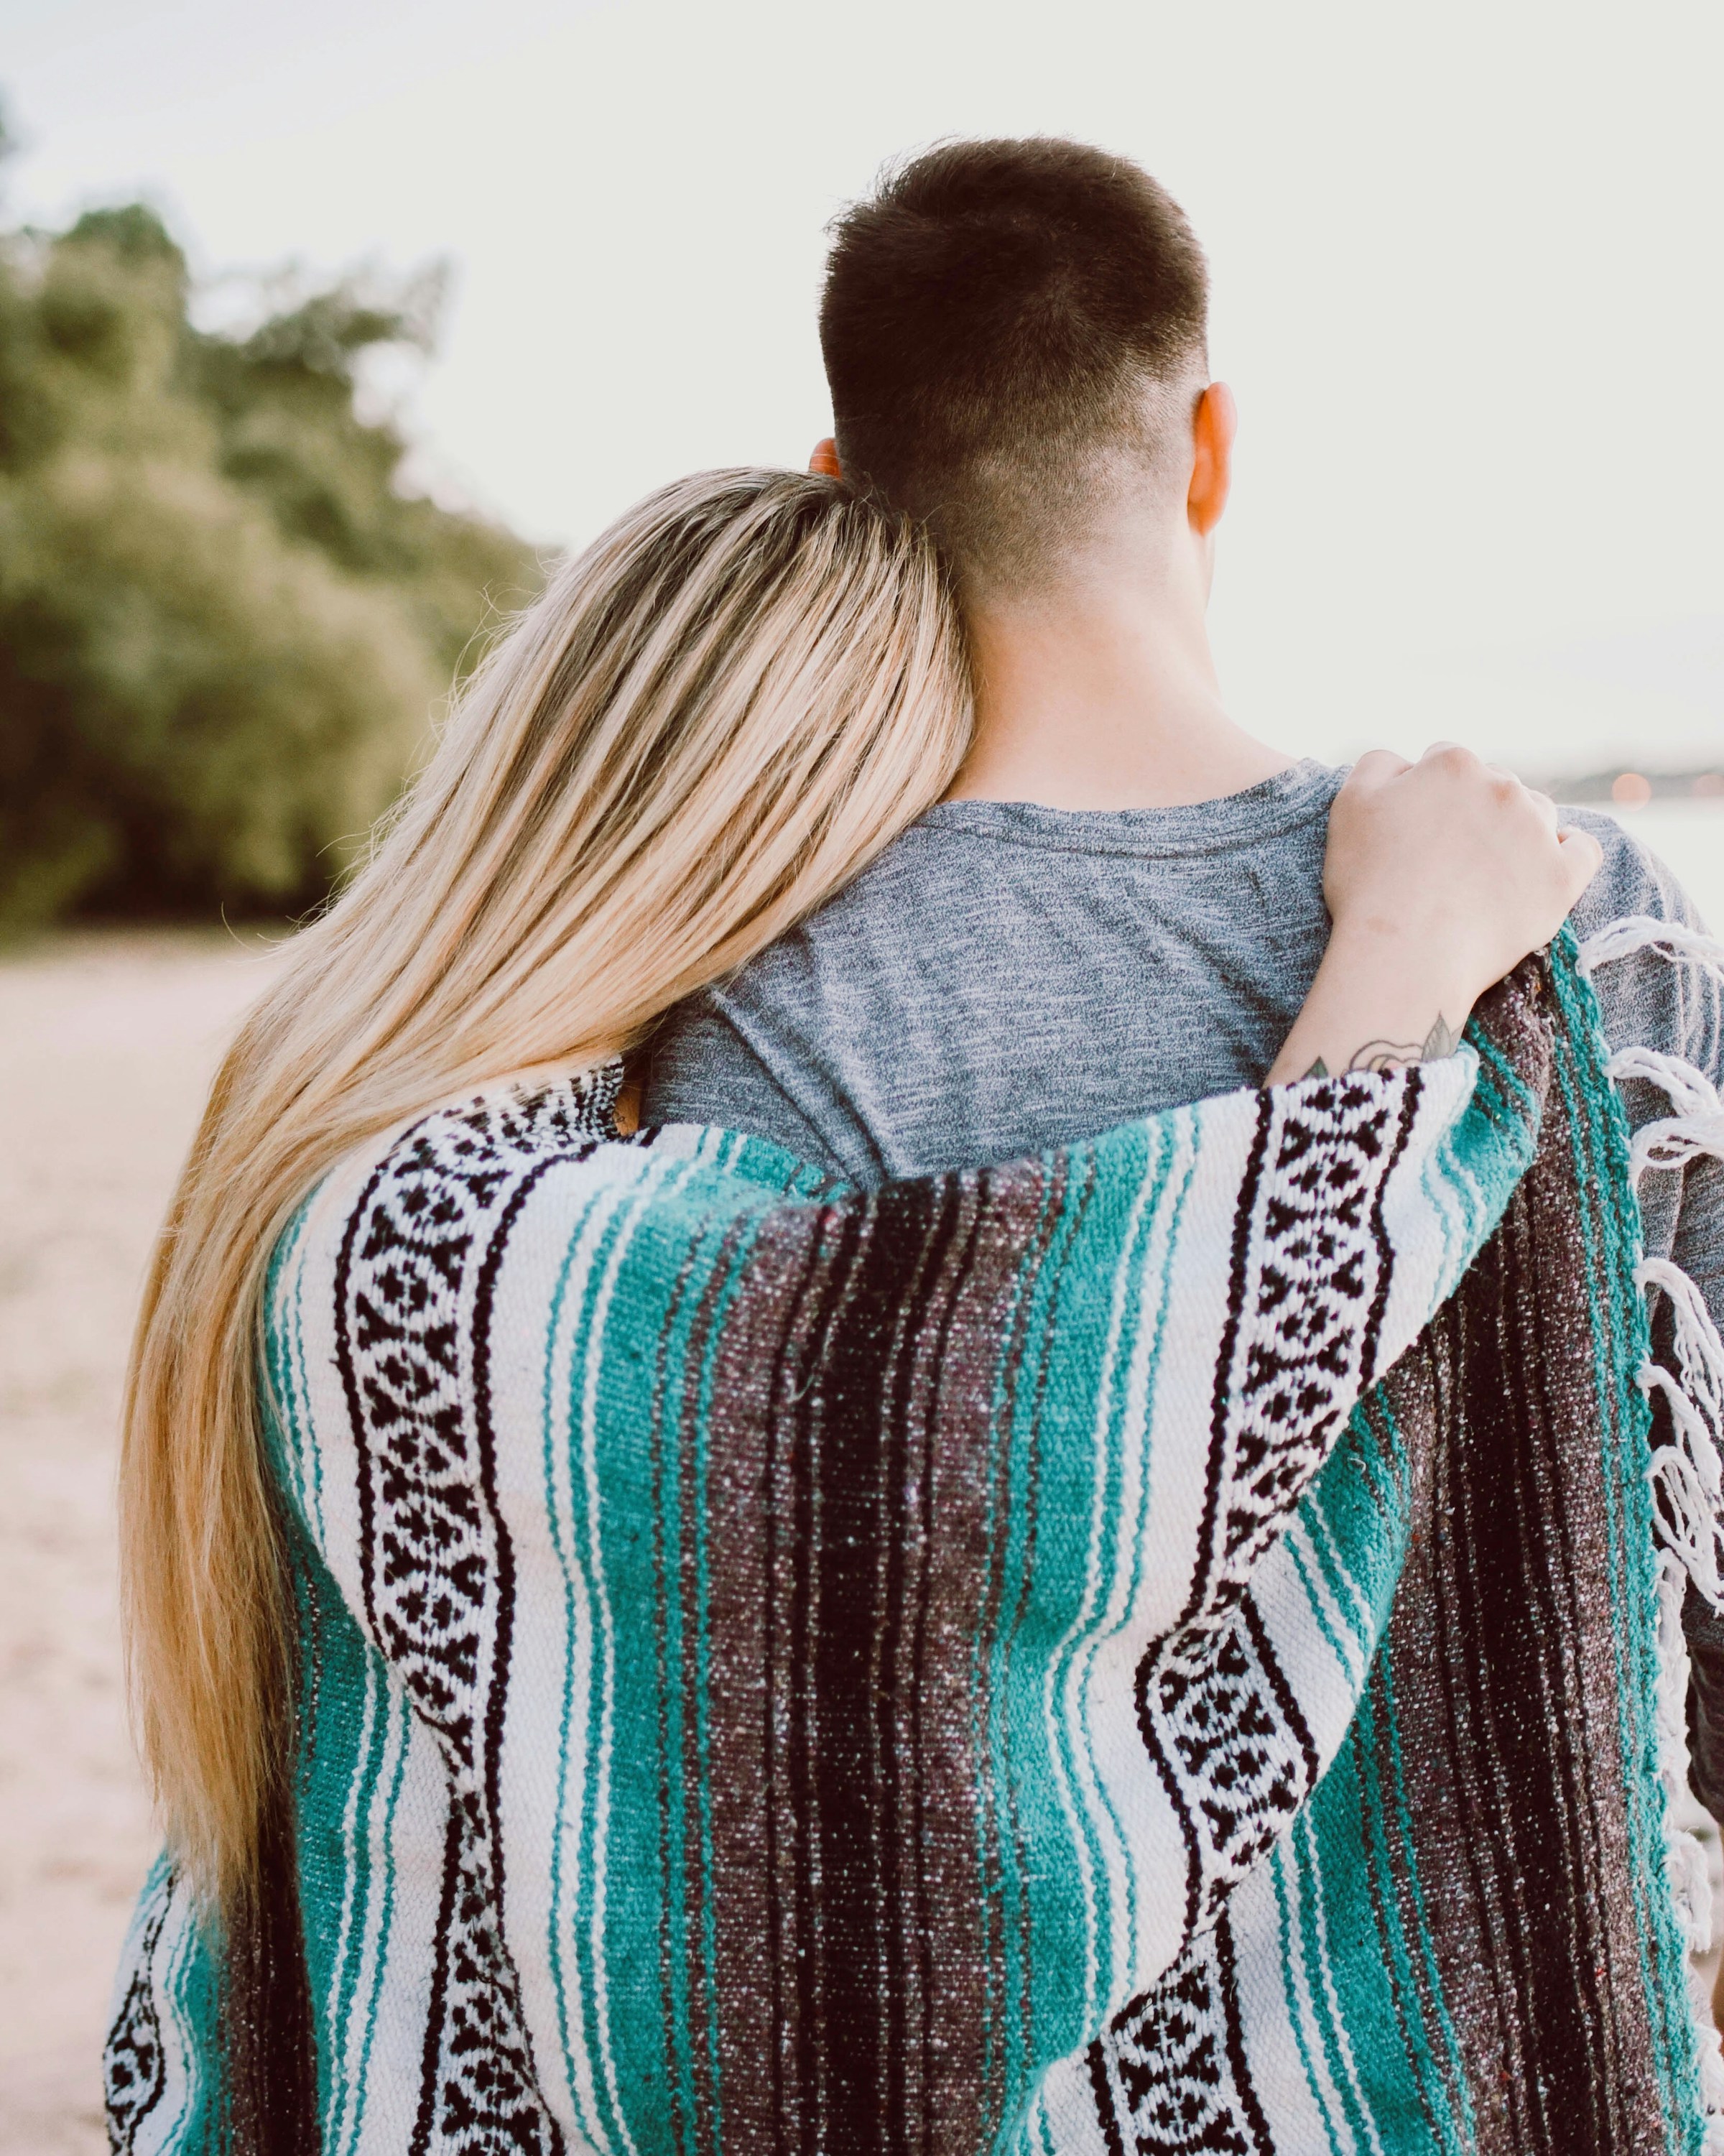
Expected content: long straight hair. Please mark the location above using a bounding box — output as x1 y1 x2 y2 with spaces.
121 468 971 1914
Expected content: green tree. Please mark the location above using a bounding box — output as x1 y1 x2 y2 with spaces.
0 119 541 929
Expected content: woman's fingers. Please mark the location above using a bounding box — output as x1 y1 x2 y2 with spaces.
1557 824 1604 907
1345 747 1413 795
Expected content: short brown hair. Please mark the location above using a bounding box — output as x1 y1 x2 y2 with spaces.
820 137 1210 591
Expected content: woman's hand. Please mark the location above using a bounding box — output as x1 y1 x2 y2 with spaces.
1264 745 1603 1086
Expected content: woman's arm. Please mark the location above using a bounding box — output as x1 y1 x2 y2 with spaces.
1266 744 1602 1086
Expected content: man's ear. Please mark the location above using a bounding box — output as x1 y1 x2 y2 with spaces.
810 438 843 479
1187 384 1236 537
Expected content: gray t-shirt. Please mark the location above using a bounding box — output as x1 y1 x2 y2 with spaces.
641 759 1720 1308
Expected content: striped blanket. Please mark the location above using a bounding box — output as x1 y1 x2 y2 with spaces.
106 939 1724 2156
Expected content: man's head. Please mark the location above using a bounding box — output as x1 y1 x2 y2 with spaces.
818 137 1219 599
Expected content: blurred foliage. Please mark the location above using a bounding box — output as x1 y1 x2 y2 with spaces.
0 111 542 928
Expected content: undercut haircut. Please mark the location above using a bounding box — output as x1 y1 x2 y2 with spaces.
820 137 1210 593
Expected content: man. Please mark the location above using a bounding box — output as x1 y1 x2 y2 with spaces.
645 138 1718 1317
641 137 1724 1771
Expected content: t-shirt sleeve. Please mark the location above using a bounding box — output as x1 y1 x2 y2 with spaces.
1565 809 1724 1305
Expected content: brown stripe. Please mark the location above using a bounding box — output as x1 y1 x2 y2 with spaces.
695 1206 822 2156
894 1167 1052 2147
695 1162 1064 2155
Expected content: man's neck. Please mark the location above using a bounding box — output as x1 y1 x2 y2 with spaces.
948 564 1291 811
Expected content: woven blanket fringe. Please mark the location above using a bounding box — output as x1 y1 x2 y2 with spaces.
1579 917 1724 2143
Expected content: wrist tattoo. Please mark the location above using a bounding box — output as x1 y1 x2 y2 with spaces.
1302 1014 1458 1082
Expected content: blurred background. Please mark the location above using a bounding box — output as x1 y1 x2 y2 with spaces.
1 0 1720 2142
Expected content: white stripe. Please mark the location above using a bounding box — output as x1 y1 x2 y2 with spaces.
546 1170 652 2150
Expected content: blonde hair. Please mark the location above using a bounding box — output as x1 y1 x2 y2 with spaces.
122 468 970 1905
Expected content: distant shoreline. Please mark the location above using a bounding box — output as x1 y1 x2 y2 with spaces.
1535 767 1724 807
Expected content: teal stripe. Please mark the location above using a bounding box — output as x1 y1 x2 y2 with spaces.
575 1162 724 2154
1350 1691 1470 2155
1299 1407 1411 1655
1370 1561 1475 2144
320 1653 379 2137
1271 1844 1348 2156
1079 1116 1198 2001
591 1158 773 2152
1292 1809 1378 2155
991 1141 1115 2094
1043 1144 1151 2001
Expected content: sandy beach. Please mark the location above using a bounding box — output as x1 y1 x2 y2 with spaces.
0 932 283 2152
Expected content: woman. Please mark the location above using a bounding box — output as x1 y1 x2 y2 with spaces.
109 467 1602 2154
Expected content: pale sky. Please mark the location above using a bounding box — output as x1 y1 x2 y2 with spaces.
4 0 1723 773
